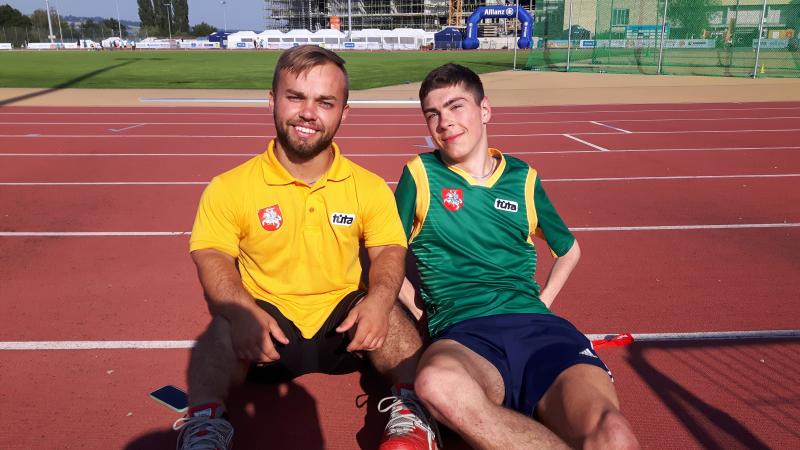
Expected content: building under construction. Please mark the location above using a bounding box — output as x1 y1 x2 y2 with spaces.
264 1 519 32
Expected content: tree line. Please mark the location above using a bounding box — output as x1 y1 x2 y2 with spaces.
0 3 218 48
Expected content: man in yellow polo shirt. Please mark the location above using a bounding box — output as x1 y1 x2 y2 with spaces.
173 46 438 450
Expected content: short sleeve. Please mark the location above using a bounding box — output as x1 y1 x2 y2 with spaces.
189 176 242 257
394 166 417 241
533 177 575 257
360 177 408 249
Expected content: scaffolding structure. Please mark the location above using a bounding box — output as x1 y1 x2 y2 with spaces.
264 1 522 32
265 1 448 31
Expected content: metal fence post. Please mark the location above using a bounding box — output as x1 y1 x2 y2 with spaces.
513 0 520 71
753 0 769 78
657 0 670 75
566 0 574 72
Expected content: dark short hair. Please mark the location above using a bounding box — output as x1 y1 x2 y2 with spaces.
272 45 349 102
419 63 485 104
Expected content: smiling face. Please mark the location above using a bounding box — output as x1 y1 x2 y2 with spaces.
269 62 349 161
421 82 491 164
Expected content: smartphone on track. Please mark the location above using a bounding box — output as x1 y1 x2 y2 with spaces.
149 385 188 413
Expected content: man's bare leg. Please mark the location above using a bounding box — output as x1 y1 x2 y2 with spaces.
187 316 250 406
367 303 423 384
536 364 640 450
414 340 569 450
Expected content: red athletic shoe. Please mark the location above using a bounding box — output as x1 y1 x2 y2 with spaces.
378 385 440 450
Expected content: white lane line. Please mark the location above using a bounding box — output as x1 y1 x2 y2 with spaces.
5 106 800 118
2 145 800 157
139 98 420 105
7 127 798 139
413 136 435 149
564 134 609 151
2 329 798 350
108 123 145 133
3 223 798 237
3 174 799 186
572 223 800 231
585 329 800 342
9 116 800 126
590 121 632 134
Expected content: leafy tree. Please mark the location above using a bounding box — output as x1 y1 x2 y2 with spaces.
173 0 189 34
102 18 129 38
666 0 720 39
0 4 32 27
137 0 157 29
191 21 217 37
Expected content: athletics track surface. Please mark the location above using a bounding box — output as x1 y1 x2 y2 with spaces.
0 102 799 449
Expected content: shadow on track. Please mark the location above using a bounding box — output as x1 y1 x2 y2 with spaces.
626 339 800 449
0 59 138 108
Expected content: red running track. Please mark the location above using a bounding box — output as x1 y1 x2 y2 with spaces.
1 102 799 450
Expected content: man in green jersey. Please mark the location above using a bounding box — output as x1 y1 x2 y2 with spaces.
394 64 640 449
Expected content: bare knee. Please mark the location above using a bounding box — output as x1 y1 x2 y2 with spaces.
415 364 475 424
585 410 639 450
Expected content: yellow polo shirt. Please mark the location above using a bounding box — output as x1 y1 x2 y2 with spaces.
190 140 407 338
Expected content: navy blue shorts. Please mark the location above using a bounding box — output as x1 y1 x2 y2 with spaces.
435 313 612 417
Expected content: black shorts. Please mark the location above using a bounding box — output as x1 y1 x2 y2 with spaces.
436 313 612 417
247 291 367 384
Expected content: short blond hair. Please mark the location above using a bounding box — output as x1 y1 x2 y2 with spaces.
272 45 349 102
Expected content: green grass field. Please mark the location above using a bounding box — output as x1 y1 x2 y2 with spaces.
0 50 526 90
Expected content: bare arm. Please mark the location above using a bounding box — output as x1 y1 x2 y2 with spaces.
336 244 406 351
191 248 288 361
538 240 581 309
399 277 424 321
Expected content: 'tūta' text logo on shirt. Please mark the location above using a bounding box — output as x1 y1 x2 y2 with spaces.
258 204 283 231
494 198 518 212
330 212 355 226
442 188 463 211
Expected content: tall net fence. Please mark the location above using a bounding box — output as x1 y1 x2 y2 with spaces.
525 0 800 78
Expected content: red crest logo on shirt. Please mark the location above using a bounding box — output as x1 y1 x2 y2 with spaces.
258 205 283 231
441 188 463 212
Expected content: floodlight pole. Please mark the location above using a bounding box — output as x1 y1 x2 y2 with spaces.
348 0 352 40
752 0 768 78
513 0 520 70
221 1 227 33
163 2 173 44
115 0 123 39
566 0 574 72
657 0 670 75
44 0 55 43
53 0 64 43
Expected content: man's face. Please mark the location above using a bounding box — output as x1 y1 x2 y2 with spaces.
421 83 491 163
270 63 349 160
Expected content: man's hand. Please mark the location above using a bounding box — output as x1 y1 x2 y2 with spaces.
335 295 392 352
227 303 290 363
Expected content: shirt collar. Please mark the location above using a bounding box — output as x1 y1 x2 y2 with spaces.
262 140 351 186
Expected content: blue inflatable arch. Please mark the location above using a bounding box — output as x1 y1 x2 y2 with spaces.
463 6 534 50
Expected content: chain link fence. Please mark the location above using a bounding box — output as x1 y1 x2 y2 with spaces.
524 0 800 78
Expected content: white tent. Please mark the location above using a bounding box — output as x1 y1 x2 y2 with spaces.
227 31 258 49
314 29 346 49
257 30 284 49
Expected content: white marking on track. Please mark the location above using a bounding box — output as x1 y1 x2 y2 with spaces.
2 329 798 350
3 223 798 237
564 134 609 151
108 123 145 132
590 121 632 133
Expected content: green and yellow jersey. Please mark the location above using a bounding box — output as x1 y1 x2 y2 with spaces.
395 149 575 337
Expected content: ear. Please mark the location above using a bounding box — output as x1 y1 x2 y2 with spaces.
341 103 351 122
268 90 275 113
480 96 492 124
